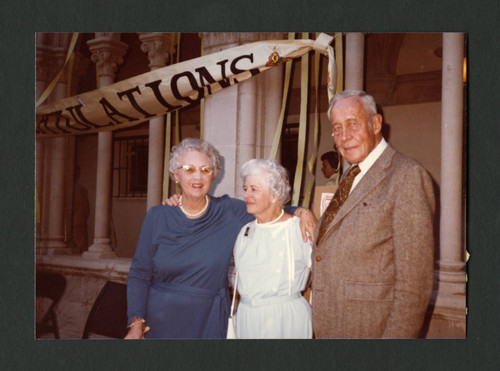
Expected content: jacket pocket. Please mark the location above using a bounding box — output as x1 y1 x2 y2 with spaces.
343 281 394 337
344 281 394 301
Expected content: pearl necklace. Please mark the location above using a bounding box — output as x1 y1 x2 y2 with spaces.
179 195 209 217
257 208 284 225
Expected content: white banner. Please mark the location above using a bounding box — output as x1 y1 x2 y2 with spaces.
36 33 333 137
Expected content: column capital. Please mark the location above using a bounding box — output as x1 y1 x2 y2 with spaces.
138 33 174 70
87 35 128 79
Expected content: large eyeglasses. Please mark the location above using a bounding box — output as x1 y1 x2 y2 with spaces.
177 165 214 176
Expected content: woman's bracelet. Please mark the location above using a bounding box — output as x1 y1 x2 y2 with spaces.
128 317 150 335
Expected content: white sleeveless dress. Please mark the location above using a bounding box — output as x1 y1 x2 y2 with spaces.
233 216 312 339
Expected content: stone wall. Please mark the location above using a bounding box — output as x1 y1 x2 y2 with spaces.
36 255 464 339
36 255 131 339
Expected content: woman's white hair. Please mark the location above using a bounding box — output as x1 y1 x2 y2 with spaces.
169 138 221 180
240 159 291 206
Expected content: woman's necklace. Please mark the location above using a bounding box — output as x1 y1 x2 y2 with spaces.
258 208 284 225
179 195 209 217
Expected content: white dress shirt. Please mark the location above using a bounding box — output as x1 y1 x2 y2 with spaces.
349 137 388 194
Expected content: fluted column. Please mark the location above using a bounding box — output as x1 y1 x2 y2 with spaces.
41 34 75 254
345 33 365 90
201 33 262 198
139 33 173 210
430 32 466 337
83 33 128 259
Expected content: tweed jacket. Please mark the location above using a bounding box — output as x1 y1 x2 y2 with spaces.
311 145 435 338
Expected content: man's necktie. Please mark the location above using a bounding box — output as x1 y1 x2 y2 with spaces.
316 165 361 245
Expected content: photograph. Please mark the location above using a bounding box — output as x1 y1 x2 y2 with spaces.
35 32 467 341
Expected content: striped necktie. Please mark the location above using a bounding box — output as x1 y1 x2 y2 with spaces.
316 165 361 245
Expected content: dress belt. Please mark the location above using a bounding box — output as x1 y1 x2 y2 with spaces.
240 292 302 307
151 281 222 298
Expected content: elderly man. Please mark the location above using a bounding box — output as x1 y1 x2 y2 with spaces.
311 90 435 338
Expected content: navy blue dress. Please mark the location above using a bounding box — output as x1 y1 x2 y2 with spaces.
127 195 254 339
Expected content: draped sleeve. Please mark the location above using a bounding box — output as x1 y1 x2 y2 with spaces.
126 206 161 322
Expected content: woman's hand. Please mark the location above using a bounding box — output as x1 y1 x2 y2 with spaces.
162 193 181 206
295 208 318 243
124 322 145 339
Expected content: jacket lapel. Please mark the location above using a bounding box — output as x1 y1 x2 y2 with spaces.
322 145 396 239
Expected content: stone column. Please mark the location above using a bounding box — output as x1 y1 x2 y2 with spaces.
65 51 89 252
64 135 76 249
35 35 51 250
344 33 365 91
235 67 258 199
342 33 366 172
429 33 466 337
256 33 286 160
201 33 262 199
42 34 75 254
83 33 128 259
139 33 173 210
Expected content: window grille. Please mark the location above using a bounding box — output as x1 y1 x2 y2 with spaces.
112 136 148 197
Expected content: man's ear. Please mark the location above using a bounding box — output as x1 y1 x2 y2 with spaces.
372 114 383 135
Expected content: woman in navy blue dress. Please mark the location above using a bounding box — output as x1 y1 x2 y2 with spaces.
125 138 316 339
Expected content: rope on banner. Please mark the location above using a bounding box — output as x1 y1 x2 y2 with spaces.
36 32 79 107
173 33 182 194
291 33 310 206
334 33 344 95
174 32 181 147
162 113 172 200
162 33 180 199
268 32 295 161
333 33 343 184
66 52 75 98
302 34 323 209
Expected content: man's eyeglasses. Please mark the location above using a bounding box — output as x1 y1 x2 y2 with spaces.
177 165 214 176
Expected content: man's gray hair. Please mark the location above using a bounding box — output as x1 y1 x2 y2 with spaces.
240 159 291 206
169 138 221 180
327 90 378 121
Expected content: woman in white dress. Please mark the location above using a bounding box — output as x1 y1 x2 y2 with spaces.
233 159 314 339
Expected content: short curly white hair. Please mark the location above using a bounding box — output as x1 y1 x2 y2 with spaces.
239 159 291 206
169 138 221 180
